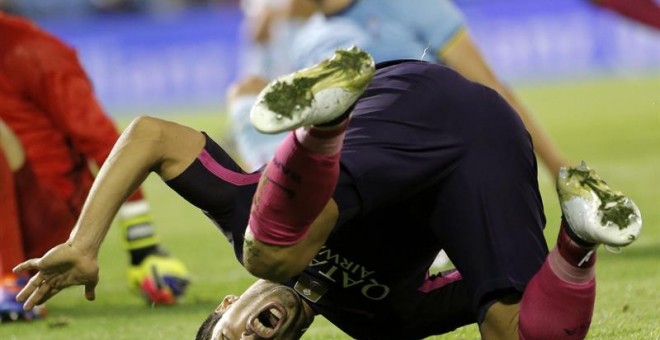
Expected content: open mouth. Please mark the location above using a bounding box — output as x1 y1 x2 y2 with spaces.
248 302 287 338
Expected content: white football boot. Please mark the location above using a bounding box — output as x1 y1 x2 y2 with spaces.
250 46 375 134
557 161 642 248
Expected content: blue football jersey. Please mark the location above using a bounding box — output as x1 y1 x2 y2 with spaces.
292 0 466 69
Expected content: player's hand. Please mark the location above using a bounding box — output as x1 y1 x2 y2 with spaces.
12 242 99 311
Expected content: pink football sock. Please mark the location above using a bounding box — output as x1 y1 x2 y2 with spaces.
248 124 346 245
518 261 596 340
519 250 596 339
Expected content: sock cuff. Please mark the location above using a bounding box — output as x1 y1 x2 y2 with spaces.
557 222 597 268
123 223 159 250
119 200 159 250
295 126 346 156
549 249 596 285
119 200 151 219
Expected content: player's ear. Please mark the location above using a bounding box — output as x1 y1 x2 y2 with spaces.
215 295 239 313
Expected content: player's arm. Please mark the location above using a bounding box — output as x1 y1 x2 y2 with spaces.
68 116 205 257
13 116 205 310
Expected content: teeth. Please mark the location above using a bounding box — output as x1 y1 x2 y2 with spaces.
252 318 269 332
270 308 282 319
250 308 282 335
258 323 268 333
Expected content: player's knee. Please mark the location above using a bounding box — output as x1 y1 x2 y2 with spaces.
242 231 306 282
243 257 293 283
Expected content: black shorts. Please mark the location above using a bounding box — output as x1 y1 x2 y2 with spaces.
333 60 549 320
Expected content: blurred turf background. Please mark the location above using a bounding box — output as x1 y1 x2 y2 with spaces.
1 74 658 339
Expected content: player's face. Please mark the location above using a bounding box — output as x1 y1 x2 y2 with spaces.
211 280 312 339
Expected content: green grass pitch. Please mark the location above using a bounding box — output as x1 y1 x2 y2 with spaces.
1 74 659 339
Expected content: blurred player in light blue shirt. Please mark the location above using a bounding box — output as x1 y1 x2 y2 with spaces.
232 0 465 171
291 0 465 68
231 0 568 179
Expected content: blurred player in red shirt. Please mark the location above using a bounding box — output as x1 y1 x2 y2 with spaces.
0 12 190 322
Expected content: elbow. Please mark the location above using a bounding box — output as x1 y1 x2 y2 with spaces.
124 115 166 142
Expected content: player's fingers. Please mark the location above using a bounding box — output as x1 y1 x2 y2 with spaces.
23 279 52 311
30 286 61 308
84 281 97 301
15 272 44 303
12 258 39 274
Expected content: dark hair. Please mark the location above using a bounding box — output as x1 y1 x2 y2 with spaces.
195 311 225 340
